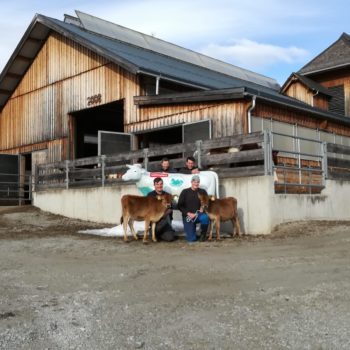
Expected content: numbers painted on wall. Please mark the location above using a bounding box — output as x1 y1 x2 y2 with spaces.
87 94 102 106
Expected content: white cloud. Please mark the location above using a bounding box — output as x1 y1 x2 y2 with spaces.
199 39 310 71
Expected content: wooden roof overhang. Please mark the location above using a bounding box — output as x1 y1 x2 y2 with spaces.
134 87 350 128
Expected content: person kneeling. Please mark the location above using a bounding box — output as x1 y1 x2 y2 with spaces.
177 175 209 242
147 177 177 242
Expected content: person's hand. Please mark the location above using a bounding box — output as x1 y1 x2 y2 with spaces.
191 168 200 174
187 212 196 219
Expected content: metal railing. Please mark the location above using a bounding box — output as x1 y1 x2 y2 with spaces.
34 131 350 195
264 130 326 194
0 172 32 203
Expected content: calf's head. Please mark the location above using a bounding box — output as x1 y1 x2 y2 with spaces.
197 192 216 211
156 193 174 209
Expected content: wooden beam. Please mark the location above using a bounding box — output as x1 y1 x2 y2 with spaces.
134 88 246 106
16 55 32 63
216 165 265 178
202 149 264 166
26 37 44 44
5 72 22 79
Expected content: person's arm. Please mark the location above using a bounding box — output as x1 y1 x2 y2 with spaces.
178 168 191 174
177 190 188 216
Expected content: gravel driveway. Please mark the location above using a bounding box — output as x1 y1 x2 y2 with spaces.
0 206 350 349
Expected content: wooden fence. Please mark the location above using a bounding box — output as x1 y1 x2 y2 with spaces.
35 132 265 191
34 131 350 194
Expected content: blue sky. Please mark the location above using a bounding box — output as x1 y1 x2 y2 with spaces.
0 0 349 85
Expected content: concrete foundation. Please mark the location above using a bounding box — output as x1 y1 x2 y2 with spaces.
33 177 350 235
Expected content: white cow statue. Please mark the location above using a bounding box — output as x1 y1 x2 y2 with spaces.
122 164 219 197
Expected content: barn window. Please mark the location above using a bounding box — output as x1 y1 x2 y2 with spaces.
135 120 211 160
98 131 132 156
182 120 211 144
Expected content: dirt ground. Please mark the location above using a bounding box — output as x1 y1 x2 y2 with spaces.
0 206 350 350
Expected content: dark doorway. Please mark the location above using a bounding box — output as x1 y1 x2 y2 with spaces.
71 100 124 159
23 153 32 203
0 154 19 205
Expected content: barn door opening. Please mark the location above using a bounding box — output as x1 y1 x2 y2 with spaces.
0 154 19 205
20 153 32 204
70 100 124 159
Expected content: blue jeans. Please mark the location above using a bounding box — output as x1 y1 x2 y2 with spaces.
182 212 209 242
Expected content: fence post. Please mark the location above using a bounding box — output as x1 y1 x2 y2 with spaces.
101 155 106 187
195 140 202 169
28 175 32 201
34 165 39 191
65 160 70 189
321 142 328 184
143 148 149 171
263 130 273 175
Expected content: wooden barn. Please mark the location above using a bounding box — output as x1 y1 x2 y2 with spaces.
1 11 350 209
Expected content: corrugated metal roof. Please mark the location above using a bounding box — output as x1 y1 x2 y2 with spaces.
75 11 279 90
0 11 281 111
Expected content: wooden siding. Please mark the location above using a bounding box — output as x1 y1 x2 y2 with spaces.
131 101 249 138
313 94 329 110
283 81 328 110
255 102 350 137
0 32 139 160
0 139 68 164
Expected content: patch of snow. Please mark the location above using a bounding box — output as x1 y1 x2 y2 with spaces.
79 220 185 237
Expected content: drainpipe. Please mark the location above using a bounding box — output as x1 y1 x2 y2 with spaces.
247 95 256 133
312 90 319 107
155 76 160 95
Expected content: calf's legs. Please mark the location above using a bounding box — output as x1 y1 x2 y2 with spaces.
232 216 241 236
142 220 157 243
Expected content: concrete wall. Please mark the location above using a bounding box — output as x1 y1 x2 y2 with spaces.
33 183 139 224
222 177 350 234
33 177 350 234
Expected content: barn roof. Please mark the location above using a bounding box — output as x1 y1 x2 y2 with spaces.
280 72 332 97
298 33 350 76
0 10 280 111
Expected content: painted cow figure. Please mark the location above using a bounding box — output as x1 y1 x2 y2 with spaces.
198 192 240 241
122 164 219 197
121 193 173 243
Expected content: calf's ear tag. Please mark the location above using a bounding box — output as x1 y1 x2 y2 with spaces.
211 196 216 201
156 195 162 200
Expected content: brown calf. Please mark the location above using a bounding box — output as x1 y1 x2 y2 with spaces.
198 193 240 241
121 194 172 243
